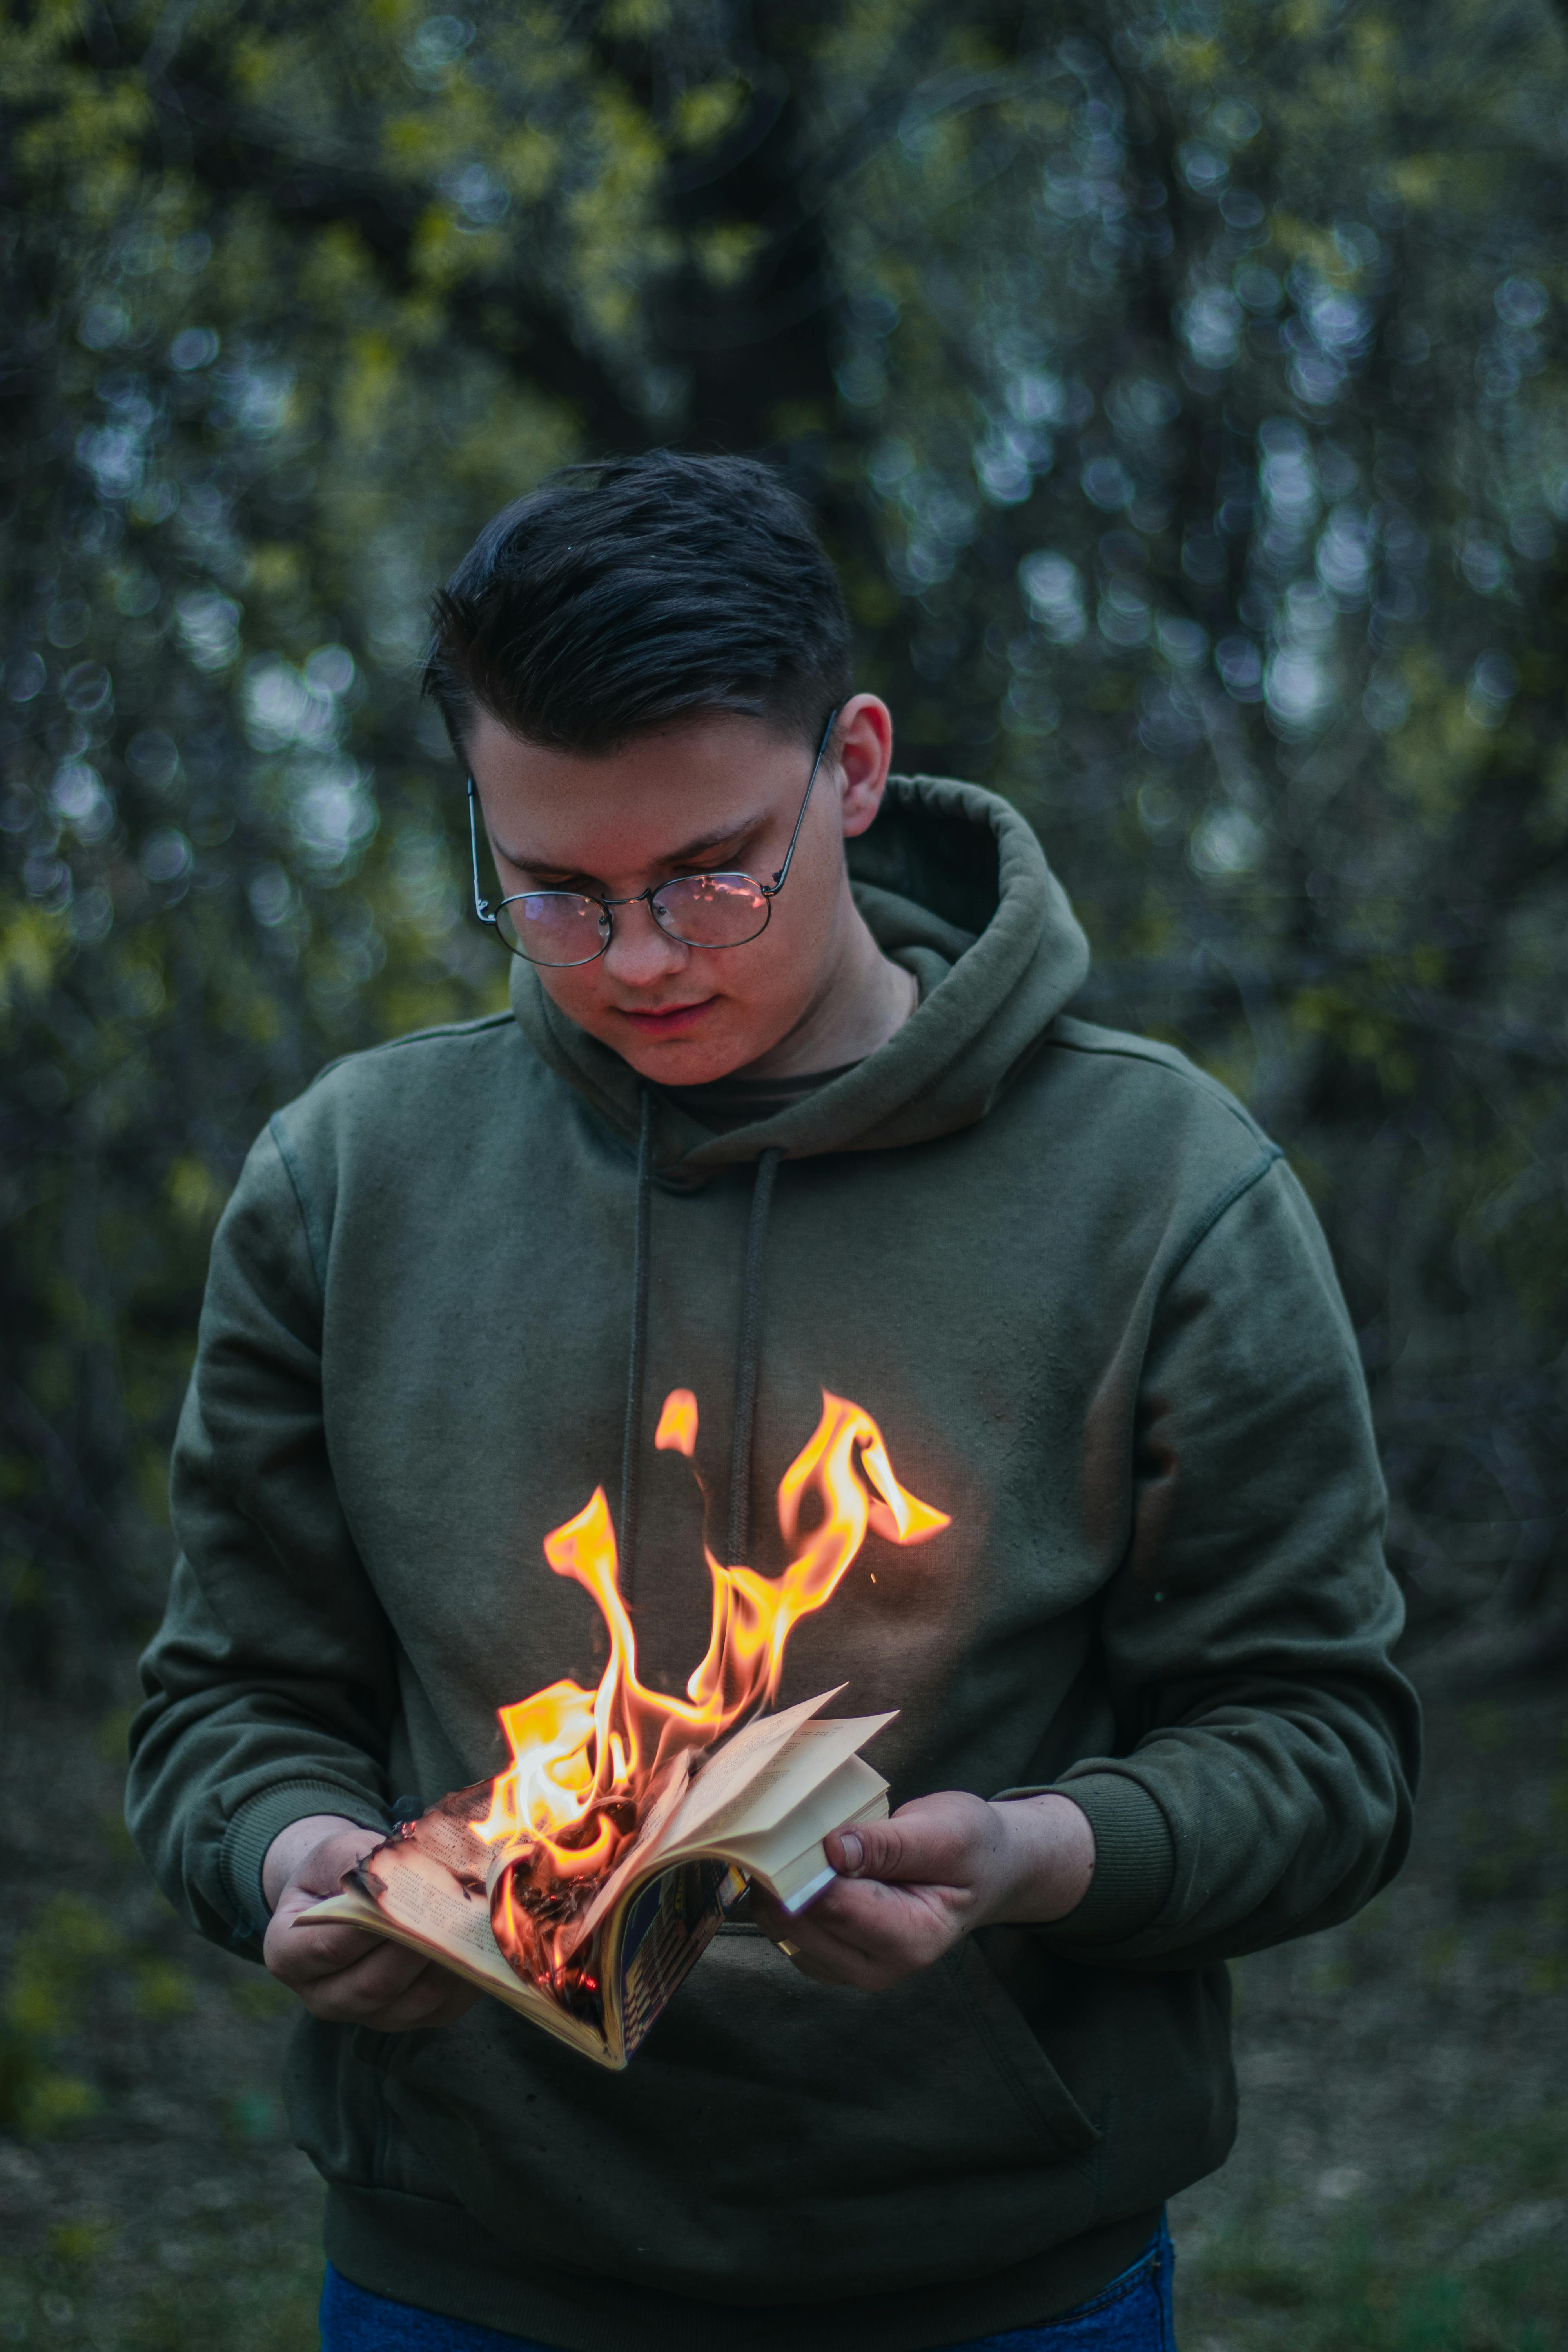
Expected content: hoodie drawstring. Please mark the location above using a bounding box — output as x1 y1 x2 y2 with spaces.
725 1146 782 1572
618 1089 655 1601
618 1091 782 1598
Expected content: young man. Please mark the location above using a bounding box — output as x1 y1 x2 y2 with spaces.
128 452 1419 2351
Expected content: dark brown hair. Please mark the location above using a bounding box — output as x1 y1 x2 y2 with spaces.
422 450 852 759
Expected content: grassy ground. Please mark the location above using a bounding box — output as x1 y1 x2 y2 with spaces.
1169 1686 1568 2352
0 1674 1563 2351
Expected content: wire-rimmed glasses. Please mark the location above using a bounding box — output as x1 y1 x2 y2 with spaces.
468 707 840 968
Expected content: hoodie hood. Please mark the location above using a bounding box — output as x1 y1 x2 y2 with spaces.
508 773 1090 1174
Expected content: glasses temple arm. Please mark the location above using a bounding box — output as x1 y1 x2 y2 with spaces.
768 705 840 893
467 777 496 922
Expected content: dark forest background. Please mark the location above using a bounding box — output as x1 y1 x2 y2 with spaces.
7 0 1568 1695
4 7 1568 2349
9 0 1568 1693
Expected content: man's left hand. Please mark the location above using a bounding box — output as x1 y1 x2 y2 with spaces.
749 1790 1095 1991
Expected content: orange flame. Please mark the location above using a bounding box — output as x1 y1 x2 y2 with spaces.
653 1388 699 1456
479 1389 947 1989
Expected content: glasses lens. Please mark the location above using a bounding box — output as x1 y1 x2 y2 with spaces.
653 873 769 948
497 891 608 966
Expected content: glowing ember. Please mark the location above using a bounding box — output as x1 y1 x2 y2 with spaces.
479 1390 948 1998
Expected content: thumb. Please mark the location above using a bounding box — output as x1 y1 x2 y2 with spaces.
825 1817 911 1882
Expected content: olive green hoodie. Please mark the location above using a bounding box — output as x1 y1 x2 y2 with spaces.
127 775 1418 2352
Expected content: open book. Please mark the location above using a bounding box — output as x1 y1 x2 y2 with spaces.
300 1692 892 2070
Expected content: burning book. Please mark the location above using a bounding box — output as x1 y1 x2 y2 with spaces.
302 1389 948 2069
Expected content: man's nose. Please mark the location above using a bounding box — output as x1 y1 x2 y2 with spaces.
602 896 690 986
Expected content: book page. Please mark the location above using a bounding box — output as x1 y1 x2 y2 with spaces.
595 1754 889 2047
305 1872 521 1994
723 1751 888 1878
474 1751 691 1893
561 1690 842 1957
303 1880 618 2065
359 1838 498 1958
660 1689 844 1848
549 1746 702 1959
663 1710 895 1855
396 1784 494 1880
750 1802 889 1917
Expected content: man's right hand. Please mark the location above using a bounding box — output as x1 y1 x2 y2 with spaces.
261 1814 479 2032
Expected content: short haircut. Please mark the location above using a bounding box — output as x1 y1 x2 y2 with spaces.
422 451 853 759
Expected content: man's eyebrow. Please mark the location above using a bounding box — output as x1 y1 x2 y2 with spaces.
496 813 766 879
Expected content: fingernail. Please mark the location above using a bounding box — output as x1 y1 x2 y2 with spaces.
838 1831 864 1874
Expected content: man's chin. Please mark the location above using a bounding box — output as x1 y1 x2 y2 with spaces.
605 1020 765 1088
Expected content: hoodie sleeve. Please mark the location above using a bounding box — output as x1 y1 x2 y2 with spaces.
1015 1152 1420 1969
125 1121 394 1949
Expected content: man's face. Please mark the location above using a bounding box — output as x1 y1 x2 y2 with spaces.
466 699 891 1085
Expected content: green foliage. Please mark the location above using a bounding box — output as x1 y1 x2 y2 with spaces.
2 0 1567 1679
47 2218 114 2267
0 1896 122 2136
0 1890 194 2134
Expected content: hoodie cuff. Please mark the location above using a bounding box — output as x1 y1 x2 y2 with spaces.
222 1779 392 1940
993 1772 1176 1948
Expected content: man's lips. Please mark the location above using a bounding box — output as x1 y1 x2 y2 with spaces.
615 998 717 1035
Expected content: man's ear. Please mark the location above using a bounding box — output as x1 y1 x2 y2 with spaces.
835 695 895 838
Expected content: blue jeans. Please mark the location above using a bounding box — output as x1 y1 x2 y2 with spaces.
320 2217 1175 2349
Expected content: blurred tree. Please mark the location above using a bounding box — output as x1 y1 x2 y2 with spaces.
2 0 1566 1690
